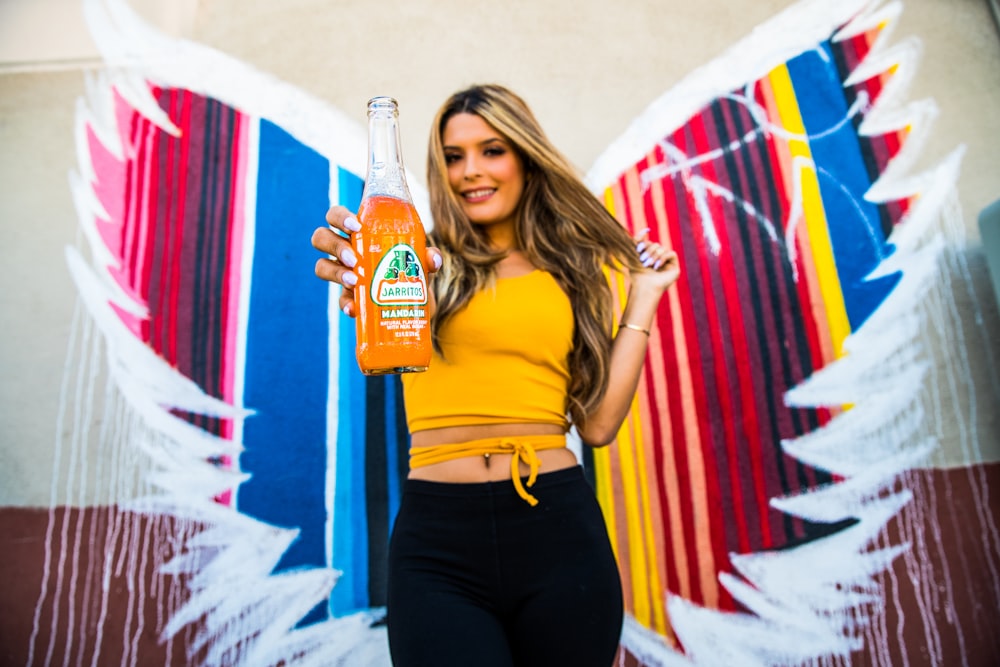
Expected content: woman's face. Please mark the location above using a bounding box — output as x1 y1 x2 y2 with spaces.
441 112 526 238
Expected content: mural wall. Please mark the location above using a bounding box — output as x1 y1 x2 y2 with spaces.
2 0 998 665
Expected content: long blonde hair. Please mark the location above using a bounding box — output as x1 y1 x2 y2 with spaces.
426 84 643 429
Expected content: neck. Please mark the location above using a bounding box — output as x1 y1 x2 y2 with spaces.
485 220 517 252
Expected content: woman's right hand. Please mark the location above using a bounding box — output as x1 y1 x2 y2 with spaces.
312 205 364 317
312 205 442 318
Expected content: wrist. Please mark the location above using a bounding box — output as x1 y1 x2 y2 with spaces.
628 275 668 302
619 286 663 331
618 322 650 336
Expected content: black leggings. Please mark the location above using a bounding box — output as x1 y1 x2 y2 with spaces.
386 466 624 667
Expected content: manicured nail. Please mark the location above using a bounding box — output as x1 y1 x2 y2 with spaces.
643 257 655 267
636 241 647 253
342 304 352 317
340 248 357 268
432 252 442 270
344 216 361 232
342 271 357 287
639 251 650 263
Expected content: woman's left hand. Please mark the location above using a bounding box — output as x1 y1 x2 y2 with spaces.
631 228 680 293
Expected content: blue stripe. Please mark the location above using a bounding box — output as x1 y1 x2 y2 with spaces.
385 377 401 530
787 44 901 329
330 168 371 615
239 119 331 623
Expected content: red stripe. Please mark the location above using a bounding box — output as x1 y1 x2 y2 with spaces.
644 155 705 605
688 109 752 559
660 124 731 609
155 88 177 359
754 81 811 548
139 90 160 344
629 150 684 603
167 90 192 365
713 98 777 550
659 182 705 606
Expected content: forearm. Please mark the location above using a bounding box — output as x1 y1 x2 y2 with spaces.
576 281 663 446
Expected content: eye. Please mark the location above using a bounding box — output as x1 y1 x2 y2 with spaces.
484 146 506 157
443 153 462 165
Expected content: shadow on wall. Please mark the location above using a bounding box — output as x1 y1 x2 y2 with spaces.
979 198 1000 311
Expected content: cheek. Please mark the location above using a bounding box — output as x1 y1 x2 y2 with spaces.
446 166 463 192
497 160 525 191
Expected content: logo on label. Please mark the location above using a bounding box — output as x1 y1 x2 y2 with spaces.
371 244 428 306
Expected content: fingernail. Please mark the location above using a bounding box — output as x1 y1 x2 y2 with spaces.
636 242 647 253
342 304 352 317
344 217 361 232
639 251 650 263
643 257 655 267
432 252 442 270
342 271 357 287
340 248 357 268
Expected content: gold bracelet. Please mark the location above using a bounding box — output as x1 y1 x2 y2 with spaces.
619 322 650 336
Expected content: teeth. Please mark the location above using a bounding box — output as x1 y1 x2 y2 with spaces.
464 189 494 199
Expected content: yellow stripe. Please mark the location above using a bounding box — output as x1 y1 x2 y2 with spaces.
603 186 616 216
620 163 669 634
594 204 621 561
628 394 668 634
768 65 852 356
591 445 618 557
605 221 652 626
607 251 653 624
615 395 650 626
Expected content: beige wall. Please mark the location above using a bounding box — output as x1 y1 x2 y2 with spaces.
2 0 999 506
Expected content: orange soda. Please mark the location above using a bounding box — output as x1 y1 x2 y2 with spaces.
354 194 431 374
353 96 431 374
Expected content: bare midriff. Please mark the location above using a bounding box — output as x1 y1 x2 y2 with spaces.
408 422 578 483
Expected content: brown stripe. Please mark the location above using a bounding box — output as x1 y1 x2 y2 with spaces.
0 505 205 666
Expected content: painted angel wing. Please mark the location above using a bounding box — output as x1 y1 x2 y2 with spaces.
42 0 996 666
583 1 976 664
48 0 415 663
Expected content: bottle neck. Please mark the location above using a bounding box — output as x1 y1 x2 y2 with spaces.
362 103 412 203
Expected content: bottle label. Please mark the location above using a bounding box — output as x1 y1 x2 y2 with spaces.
370 243 428 316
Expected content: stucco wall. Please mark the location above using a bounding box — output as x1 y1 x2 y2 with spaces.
2 0 997 507
1 2 999 666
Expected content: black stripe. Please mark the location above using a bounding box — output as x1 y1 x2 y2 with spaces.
365 375 390 606
191 97 215 431
210 104 235 402
713 99 797 541
393 376 410 500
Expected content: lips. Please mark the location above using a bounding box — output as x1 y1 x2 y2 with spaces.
461 188 496 203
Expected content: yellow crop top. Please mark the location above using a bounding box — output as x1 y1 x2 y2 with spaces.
401 269 573 433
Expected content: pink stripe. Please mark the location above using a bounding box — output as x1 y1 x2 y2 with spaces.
123 109 142 296
136 90 160 327
223 112 249 411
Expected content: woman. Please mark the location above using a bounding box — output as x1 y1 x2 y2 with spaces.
312 84 680 667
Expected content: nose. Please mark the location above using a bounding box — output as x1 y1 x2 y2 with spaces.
462 154 481 181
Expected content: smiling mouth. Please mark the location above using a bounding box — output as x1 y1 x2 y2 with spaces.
462 188 496 203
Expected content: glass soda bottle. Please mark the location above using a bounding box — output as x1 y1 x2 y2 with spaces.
353 96 432 375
